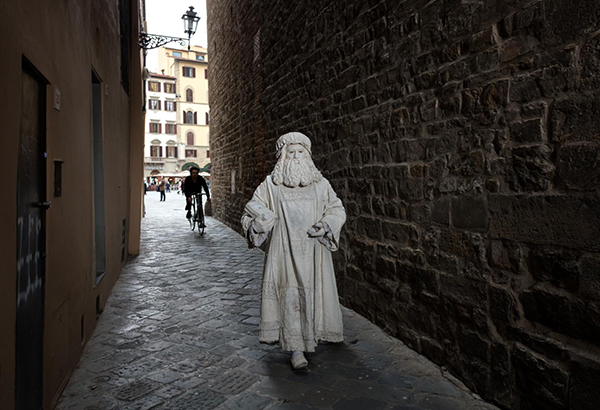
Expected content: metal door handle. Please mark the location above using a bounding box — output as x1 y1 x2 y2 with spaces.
38 201 52 210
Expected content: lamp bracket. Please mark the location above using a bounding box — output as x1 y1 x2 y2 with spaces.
139 32 188 50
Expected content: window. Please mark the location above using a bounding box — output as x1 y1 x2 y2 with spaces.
204 69 208 79
183 67 195 77
186 89 193 102
167 146 178 158
185 149 197 158
150 146 162 157
196 54 205 61
187 132 194 145
148 81 160 92
205 112 210 125
165 101 176 111
173 51 182 58
166 123 176 134
206 150 210 158
184 111 195 124
164 83 176 93
149 123 161 133
149 99 160 110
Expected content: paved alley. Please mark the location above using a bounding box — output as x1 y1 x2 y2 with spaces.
56 191 499 410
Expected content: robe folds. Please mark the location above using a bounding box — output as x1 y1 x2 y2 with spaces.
241 176 346 352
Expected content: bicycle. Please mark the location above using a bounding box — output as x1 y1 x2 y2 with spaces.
188 192 206 234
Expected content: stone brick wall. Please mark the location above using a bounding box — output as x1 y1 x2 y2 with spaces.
207 1 600 408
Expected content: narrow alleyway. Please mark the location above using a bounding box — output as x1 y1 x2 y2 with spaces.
56 191 499 410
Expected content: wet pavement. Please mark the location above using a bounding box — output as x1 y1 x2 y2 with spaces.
56 190 499 410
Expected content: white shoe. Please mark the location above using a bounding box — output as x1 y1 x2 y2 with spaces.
291 352 308 369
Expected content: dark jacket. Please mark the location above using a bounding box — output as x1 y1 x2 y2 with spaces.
183 175 210 200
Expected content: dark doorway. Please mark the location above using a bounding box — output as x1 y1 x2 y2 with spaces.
16 58 48 410
92 70 106 283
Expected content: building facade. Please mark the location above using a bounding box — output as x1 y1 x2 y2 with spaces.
158 46 210 170
207 1 600 409
0 0 145 408
144 73 181 177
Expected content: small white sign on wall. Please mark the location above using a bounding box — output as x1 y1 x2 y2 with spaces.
54 87 61 111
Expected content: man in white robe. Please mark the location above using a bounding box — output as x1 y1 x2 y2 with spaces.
241 132 346 369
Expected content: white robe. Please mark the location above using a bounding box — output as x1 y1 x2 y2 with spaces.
241 176 346 352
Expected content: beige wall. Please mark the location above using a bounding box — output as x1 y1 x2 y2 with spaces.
0 0 144 408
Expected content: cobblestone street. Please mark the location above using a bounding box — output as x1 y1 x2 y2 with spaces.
56 191 499 410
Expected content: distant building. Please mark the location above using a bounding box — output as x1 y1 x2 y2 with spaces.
158 45 210 170
144 72 180 178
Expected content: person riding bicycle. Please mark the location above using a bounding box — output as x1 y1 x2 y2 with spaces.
183 167 211 222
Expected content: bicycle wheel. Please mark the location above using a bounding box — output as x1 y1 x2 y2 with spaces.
190 198 197 231
196 195 205 235
198 213 205 235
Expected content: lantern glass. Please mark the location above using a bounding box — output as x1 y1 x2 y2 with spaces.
182 6 199 35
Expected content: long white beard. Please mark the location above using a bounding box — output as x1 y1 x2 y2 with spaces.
272 156 323 187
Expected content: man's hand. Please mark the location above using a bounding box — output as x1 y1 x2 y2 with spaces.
307 222 326 237
254 214 276 233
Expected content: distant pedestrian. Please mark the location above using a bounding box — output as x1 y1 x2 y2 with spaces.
159 179 166 201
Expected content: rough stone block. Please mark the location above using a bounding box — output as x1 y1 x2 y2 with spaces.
406 266 440 296
510 73 541 103
529 248 580 292
506 328 568 363
551 95 600 143
489 286 520 326
520 286 600 344
356 216 382 241
513 344 568 410
410 202 431 223
431 197 450 226
398 179 424 201
439 274 486 308
490 240 520 272
557 143 600 191
489 194 600 251
438 228 470 259
451 195 488 231
381 221 412 245
490 342 514 407
509 144 555 192
544 0 600 46
458 328 490 361
570 355 600 410
538 66 575 97
521 101 547 118
510 119 543 144
580 256 600 301
581 33 600 89
376 255 397 281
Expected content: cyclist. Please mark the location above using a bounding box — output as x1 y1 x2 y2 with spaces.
183 167 211 225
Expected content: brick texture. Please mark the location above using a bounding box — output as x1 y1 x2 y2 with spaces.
207 1 600 408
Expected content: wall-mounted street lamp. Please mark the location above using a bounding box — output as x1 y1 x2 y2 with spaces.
139 6 200 51
182 6 200 51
